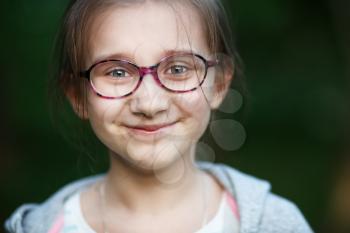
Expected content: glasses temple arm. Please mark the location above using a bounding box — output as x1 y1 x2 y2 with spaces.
207 59 220 67
80 71 90 79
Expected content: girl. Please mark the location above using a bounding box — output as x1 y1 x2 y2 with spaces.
5 0 313 232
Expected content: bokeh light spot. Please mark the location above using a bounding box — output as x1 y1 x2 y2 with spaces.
210 119 246 151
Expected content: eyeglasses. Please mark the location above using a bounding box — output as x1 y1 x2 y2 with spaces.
80 53 218 99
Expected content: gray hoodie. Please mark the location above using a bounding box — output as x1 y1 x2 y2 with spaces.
5 162 314 233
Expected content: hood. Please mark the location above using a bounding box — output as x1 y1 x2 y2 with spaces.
198 162 271 233
5 175 103 233
5 162 273 233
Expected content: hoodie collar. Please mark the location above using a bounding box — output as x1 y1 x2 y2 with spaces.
198 162 271 233
6 162 270 233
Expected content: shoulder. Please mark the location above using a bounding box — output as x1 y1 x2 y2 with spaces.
4 175 103 233
260 193 313 232
197 162 313 232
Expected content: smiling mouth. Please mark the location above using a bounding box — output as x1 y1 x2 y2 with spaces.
125 122 178 134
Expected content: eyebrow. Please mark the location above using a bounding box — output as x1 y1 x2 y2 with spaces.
90 49 202 65
92 52 134 64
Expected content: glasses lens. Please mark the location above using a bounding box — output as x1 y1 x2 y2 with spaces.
158 54 206 91
90 61 139 98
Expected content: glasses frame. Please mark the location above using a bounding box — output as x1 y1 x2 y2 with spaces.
80 52 219 99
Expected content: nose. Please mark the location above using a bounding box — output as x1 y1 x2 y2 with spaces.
130 72 169 118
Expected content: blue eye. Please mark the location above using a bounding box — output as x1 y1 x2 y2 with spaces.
169 65 188 75
109 69 129 78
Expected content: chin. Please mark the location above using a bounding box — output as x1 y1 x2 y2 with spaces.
121 140 188 172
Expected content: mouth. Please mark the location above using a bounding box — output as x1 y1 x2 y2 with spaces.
124 122 178 135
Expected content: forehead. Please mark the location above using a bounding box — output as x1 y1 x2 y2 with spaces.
87 1 209 66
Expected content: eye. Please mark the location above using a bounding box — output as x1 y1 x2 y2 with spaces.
108 69 130 78
168 65 188 75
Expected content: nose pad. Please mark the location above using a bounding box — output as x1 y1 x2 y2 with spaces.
130 72 169 118
138 66 164 90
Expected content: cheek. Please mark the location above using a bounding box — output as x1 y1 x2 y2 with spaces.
174 90 211 138
87 95 124 125
86 94 128 151
200 69 216 100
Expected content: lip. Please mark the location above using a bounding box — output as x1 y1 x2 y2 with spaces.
124 122 177 135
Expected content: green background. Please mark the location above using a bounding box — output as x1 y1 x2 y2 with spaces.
1 0 349 232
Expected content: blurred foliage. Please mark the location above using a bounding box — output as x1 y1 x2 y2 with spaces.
1 0 349 232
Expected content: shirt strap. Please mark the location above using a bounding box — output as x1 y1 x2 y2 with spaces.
47 212 64 233
225 191 240 220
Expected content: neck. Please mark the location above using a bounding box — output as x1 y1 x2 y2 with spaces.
104 150 204 214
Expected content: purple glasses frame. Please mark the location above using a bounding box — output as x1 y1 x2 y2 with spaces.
80 52 218 99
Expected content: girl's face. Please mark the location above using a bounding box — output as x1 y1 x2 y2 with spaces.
79 2 227 172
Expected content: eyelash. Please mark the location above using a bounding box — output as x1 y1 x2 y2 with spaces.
107 68 131 78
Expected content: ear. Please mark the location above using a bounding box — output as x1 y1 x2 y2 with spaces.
65 80 89 120
209 61 234 109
